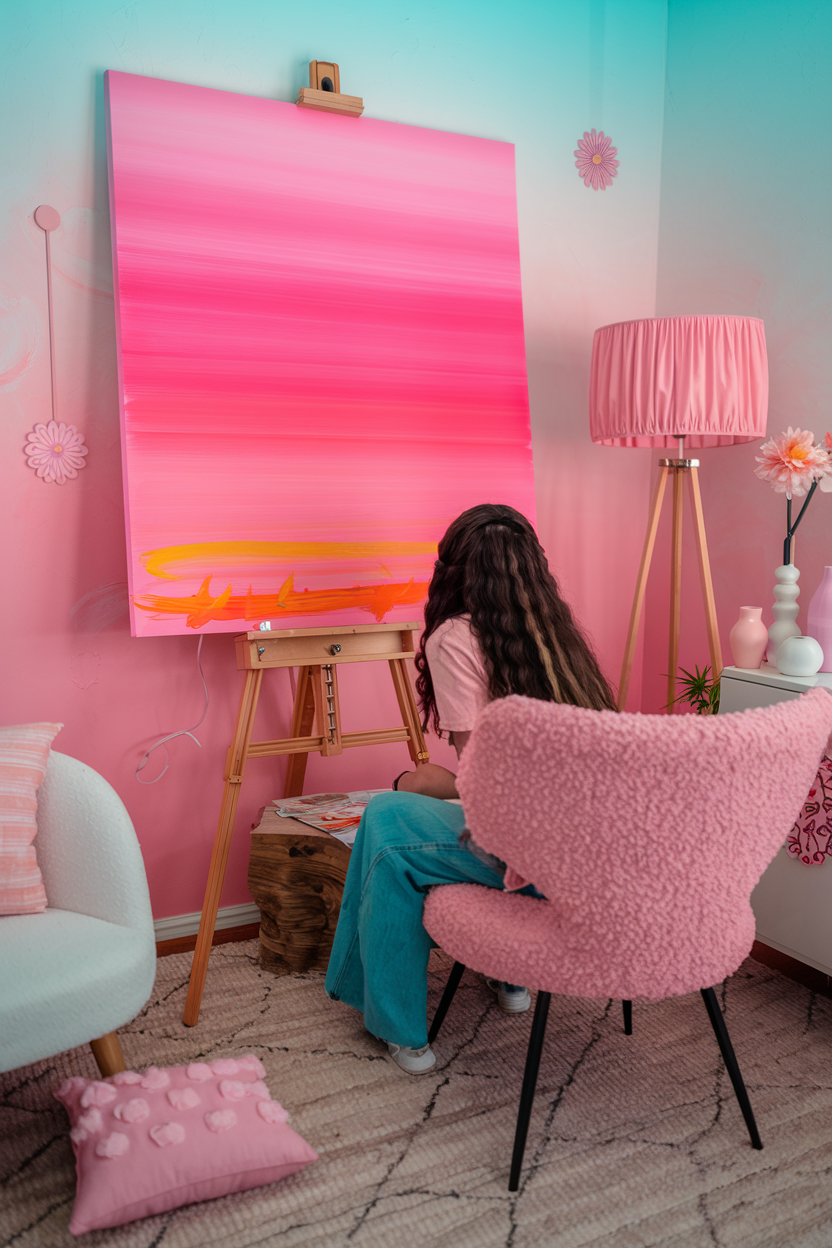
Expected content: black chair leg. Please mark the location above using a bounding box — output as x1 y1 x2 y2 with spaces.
428 960 465 1044
622 1000 632 1035
508 991 551 1192
700 986 762 1150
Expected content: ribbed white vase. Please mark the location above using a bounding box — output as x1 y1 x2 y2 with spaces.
766 563 801 664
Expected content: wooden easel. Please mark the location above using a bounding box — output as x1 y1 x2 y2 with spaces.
183 622 428 1026
617 458 723 713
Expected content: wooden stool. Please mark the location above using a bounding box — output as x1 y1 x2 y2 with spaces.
248 807 351 975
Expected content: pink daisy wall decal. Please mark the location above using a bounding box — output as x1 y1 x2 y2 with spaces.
24 420 88 484
574 129 619 191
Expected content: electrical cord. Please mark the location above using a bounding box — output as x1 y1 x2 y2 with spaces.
136 636 209 784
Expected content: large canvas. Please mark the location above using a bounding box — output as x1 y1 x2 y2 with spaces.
105 71 535 636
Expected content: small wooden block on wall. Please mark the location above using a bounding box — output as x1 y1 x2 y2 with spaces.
309 60 340 93
248 807 351 975
297 59 363 118
296 87 364 118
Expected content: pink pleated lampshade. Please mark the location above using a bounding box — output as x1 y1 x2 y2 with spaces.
589 315 768 448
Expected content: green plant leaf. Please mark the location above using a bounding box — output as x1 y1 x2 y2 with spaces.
662 664 721 714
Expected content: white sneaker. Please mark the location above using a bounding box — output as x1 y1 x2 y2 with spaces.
486 979 532 1014
385 1041 437 1074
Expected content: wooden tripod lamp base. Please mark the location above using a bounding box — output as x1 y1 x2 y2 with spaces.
589 315 768 714
617 459 723 713
183 622 427 1026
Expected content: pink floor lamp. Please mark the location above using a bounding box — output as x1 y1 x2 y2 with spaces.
590 315 768 711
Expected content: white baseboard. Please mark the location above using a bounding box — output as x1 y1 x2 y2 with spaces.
153 902 261 943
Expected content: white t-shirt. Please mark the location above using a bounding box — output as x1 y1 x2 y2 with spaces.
423 616 490 733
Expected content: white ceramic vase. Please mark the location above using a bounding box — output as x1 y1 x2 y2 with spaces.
775 634 824 677
766 563 801 664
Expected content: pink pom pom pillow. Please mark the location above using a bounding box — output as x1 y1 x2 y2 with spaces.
0 722 62 915
54 1055 317 1234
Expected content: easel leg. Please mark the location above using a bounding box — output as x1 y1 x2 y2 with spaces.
688 467 723 684
667 468 684 713
618 466 669 711
389 658 429 764
283 666 318 798
183 667 263 1026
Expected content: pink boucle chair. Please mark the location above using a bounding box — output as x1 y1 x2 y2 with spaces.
423 689 832 1190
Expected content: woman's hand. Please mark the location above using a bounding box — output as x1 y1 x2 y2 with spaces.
395 763 459 799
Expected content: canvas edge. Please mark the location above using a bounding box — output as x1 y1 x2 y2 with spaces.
505 140 537 531
104 69 142 638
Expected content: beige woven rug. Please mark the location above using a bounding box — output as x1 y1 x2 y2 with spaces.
2 942 832 1248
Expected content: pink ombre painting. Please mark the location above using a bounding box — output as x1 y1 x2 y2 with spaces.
104 71 534 636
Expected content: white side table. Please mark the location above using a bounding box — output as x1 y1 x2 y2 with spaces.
721 664 832 976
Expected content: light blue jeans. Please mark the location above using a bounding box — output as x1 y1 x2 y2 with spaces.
325 791 506 1049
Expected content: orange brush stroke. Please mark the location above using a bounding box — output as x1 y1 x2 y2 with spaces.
140 540 437 581
134 573 429 629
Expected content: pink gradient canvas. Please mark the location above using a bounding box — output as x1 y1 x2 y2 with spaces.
104 71 534 637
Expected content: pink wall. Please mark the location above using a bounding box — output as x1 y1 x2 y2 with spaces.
1 1 666 920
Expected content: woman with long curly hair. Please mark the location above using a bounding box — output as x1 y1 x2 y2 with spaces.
325 504 615 1073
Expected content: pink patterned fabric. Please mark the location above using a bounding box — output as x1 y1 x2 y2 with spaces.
589 315 768 448
54 1055 316 1234
423 691 832 1000
0 722 62 915
788 754 832 865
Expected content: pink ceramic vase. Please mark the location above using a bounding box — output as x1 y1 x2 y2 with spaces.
807 566 832 672
729 606 768 669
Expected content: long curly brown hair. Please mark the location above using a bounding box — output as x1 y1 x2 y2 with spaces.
415 503 616 734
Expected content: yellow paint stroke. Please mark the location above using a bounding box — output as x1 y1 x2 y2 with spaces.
140 540 437 581
134 573 429 629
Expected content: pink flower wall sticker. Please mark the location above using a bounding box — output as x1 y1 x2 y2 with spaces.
574 129 619 191
26 209 89 485
24 420 88 484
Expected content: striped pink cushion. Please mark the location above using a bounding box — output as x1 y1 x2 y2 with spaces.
0 723 63 915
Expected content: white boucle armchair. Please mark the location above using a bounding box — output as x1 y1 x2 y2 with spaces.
0 751 156 1076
